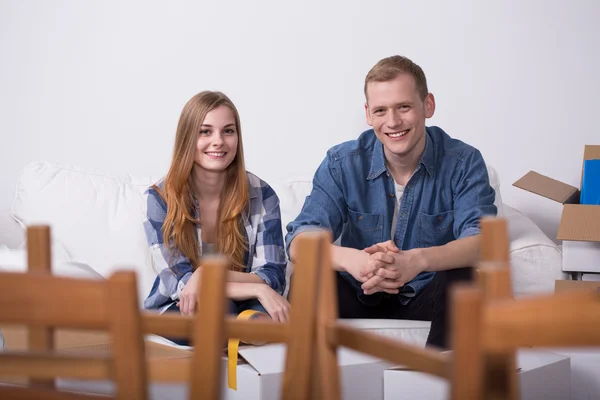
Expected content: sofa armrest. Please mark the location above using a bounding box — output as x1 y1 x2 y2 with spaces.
503 203 566 297
0 209 25 249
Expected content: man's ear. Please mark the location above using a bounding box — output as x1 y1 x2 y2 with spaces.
424 93 436 118
365 102 373 126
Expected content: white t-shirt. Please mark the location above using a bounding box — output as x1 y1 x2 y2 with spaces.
391 182 405 241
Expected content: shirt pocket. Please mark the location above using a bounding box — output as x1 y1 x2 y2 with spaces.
347 208 383 245
418 210 455 248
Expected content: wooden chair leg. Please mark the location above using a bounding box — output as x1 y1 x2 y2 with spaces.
190 258 228 400
26 225 55 389
107 271 148 400
451 284 484 400
478 218 518 400
311 232 341 400
281 232 323 400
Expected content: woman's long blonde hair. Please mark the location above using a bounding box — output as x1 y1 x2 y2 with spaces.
156 91 249 272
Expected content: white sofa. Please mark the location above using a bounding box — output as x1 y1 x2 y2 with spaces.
0 161 566 347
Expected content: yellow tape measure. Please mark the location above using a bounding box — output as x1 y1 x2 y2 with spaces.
227 309 269 391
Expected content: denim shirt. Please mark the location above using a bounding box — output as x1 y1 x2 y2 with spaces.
285 126 497 305
144 172 287 313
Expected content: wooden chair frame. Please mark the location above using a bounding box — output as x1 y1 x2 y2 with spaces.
0 228 147 400
452 266 600 399
8 225 325 400
305 217 516 399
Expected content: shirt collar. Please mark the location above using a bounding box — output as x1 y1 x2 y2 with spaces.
367 127 435 180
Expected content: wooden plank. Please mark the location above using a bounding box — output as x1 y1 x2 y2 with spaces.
148 356 190 383
0 353 110 380
313 232 341 400
478 219 518 400
484 290 600 351
142 313 194 338
333 325 449 379
281 232 321 400
450 284 483 400
26 225 55 389
226 319 288 343
480 217 510 263
143 312 289 343
107 271 147 400
0 273 107 329
0 385 99 400
190 259 228 400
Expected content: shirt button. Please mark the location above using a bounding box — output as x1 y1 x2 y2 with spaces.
389 193 395 198
359 215 363 220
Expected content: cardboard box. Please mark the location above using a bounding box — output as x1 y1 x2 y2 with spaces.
548 348 600 400
555 279 600 292
513 145 600 273
582 273 600 282
383 349 571 400
225 343 393 400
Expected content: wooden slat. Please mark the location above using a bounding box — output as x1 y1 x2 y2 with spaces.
0 353 110 380
480 217 510 263
483 290 600 352
148 357 190 383
143 313 289 343
26 225 55 389
190 259 228 400
107 271 147 400
226 318 288 343
281 232 322 400
27 226 52 273
0 273 107 329
313 233 341 400
478 219 518 400
142 313 194 338
450 284 483 400
0 385 100 400
476 263 513 301
332 325 449 379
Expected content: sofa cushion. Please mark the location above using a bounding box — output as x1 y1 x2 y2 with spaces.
503 204 566 296
11 162 158 303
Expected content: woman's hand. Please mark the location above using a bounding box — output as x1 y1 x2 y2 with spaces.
256 285 291 323
178 268 202 316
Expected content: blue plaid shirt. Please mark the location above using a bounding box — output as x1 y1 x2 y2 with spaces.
143 172 287 312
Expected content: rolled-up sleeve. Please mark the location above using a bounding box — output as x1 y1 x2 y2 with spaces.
284 151 348 257
143 187 195 311
250 185 287 295
452 150 498 239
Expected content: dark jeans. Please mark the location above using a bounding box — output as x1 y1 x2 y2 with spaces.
336 267 474 350
163 298 267 346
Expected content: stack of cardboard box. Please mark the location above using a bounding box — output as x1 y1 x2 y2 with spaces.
513 144 600 288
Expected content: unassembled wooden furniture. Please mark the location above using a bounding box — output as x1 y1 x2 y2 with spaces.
0 229 147 400
452 265 600 399
142 230 323 400
5 225 323 400
305 217 515 400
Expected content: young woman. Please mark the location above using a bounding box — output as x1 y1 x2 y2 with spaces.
143 91 289 342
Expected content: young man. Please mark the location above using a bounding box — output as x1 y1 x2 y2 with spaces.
285 55 497 349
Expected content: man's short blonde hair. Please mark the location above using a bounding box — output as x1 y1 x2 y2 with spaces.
364 55 429 101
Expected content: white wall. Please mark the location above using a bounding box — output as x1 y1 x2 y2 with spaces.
1 0 599 242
